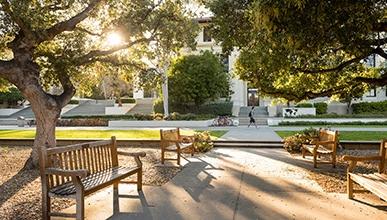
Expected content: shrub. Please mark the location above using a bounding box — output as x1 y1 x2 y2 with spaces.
295 103 313 108
289 113 387 118
0 87 24 106
117 98 135 104
352 101 387 114
279 120 387 126
283 128 319 152
194 131 213 152
154 99 232 116
313 102 327 114
68 99 79 104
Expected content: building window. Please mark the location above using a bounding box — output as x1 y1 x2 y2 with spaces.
203 26 212 42
366 86 376 97
221 54 229 72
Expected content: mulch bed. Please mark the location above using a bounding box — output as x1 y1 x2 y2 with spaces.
0 146 182 220
303 149 379 193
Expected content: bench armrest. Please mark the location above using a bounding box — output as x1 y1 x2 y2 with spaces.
313 140 336 145
117 151 146 157
45 168 88 178
343 155 381 172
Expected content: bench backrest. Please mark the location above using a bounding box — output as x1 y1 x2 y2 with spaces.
379 139 387 173
319 129 338 152
160 128 180 141
40 136 118 188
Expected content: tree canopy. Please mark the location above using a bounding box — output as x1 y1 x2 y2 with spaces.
168 51 231 105
204 0 387 101
0 0 198 167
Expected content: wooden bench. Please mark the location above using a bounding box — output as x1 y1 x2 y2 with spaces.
343 139 387 201
302 129 338 168
39 136 146 220
160 128 195 165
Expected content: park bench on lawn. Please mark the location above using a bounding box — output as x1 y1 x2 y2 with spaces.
343 139 387 202
301 129 339 168
40 136 146 220
160 128 195 165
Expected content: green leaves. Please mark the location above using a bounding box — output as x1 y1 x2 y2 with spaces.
206 0 387 101
168 51 231 105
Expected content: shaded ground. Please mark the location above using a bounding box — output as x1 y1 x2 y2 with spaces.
60 148 386 220
0 146 183 220
299 149 380 193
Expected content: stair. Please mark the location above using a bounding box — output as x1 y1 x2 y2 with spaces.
127 98 154 115
62 100 109 117
238 106 268 125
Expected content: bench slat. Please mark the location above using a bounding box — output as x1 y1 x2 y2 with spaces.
350 173 387 201
49 166 139 197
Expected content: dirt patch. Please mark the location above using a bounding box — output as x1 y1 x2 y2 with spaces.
304 150 379 193
0 146 182 220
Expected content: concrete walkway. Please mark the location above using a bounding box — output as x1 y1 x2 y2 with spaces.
59 148 386 220
218 126 282 141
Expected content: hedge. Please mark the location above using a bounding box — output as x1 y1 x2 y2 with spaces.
295 103 313 108
313 102 327 114
153 99 233 116
352 101 387 114
278 121 387 126
116 98 136 104
290 113 387 118
61 113 214 121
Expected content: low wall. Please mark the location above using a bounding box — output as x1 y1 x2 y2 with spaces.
282 108 316 117
109 120 213 127
268 117 387 126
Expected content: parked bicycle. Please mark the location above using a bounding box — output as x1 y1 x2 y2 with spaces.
211 115 234 126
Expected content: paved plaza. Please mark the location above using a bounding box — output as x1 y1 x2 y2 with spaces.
59 148 386 220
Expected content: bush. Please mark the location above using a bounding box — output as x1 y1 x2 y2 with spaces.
279 120 387 126
0 87 24 106
117 98 135 104
313 102 328 114
57 118 108 126
283 128 319 152
352 101 387 114
194 131 213 152
295 103 313 108
68 99 79 104
154 99 233 116
289 113 387 118
62 113 214 121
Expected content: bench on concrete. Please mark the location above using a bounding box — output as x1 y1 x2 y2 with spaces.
343 139 387 201
160 128 195 165
40 136 146 220
302 129 339 168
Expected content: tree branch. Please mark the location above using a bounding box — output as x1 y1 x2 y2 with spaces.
0 0 34 39
374 47 387 59
36 0 103 44
0 59 21 83
76 37 151 65
55 72 75 108
295 55 367 74
355 73 387 86
76 27 101 36
373 21 387 32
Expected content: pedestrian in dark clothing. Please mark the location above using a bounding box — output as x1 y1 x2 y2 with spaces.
248 106 257 128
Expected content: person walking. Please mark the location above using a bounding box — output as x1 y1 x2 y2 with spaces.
248 106 257 128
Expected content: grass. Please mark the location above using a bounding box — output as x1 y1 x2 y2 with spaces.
276 131 387 141
272 124 387 128
0 129 227 140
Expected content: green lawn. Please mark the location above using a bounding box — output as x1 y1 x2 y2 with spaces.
272 125 387 128
276 131 387 141
0 129 227 140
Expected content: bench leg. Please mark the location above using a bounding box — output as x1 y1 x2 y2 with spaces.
301 147 306 158
332 154 336 168
42 191 51 220
161 149 165 164
347 174 353 199
76 191 85 220
113 182 119 214
177 149 181 166
313 152 318 168
137 169 142 191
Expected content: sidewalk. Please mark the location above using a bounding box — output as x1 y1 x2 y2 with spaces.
272 126 387 131
218 126 282 141
58 148 386 220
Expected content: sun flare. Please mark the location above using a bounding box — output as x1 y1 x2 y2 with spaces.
106 32 123 47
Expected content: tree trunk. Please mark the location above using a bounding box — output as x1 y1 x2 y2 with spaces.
21 83 61 169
